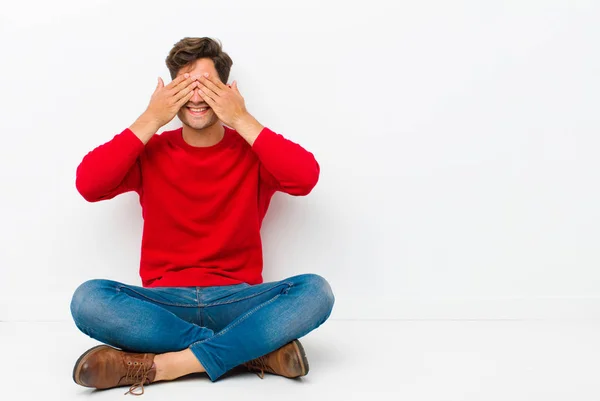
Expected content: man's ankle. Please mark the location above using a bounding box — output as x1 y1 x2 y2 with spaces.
153 350 205 381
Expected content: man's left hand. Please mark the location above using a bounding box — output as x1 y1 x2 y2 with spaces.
196 73 249 129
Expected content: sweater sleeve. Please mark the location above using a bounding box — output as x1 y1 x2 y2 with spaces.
75 128 145 202
252 127 320 196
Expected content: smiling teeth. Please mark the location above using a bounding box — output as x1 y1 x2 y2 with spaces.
191 108 208 112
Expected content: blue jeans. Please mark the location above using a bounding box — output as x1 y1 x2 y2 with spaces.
70 273 335 381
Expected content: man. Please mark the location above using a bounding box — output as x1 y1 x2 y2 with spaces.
70 37 335 396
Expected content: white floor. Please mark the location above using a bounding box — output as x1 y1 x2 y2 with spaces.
2 319 599 400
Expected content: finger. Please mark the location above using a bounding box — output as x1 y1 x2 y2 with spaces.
173 81 198 103
172 75 196 95
232 80 240 93
198 88 217 107
166 73 191 90
171 79 197 101
207 73 228 90
198 84 218 102
156 77 164 91
175 90 195 109
199 74 224 96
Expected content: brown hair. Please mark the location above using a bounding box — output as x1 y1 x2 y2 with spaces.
165 37 233 83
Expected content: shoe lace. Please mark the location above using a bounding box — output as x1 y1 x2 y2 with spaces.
123 361 153 396
245 355 271 379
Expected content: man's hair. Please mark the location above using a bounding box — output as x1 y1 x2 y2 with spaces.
165 37 233 83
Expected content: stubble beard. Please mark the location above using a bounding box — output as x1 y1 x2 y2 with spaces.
178 109 219 131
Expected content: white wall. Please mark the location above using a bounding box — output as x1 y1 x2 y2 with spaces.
1 0 598 322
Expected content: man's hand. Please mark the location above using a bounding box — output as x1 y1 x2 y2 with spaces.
197 73 250 129
146 73 199 127
129 74 198 144
197 73 264 144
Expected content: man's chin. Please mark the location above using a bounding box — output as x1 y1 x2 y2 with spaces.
179 115 218 130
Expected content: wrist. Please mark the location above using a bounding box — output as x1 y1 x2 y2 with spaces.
140 111 163 130
129 114 161 144
233 113 264 145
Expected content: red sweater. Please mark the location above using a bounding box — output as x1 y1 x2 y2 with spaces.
76 125 319 287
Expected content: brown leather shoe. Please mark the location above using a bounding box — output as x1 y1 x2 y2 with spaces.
243 339 309 379
73 345 157 395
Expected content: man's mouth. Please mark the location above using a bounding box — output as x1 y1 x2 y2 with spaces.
187 106 211 116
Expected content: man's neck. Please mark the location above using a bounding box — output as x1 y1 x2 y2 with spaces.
182 123 225 147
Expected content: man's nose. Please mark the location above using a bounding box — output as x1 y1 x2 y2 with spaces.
190 87 203 103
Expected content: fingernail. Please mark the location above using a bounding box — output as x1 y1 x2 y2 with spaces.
184 73 190 78
204 73 209 77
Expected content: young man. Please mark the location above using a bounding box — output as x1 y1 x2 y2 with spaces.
70 37 334 396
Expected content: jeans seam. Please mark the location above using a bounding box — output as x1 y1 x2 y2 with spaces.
199 281 293 307
196 287 203 326
115 285 198 308
190 291 284 347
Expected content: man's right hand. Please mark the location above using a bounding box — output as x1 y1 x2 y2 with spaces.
129 73 198 144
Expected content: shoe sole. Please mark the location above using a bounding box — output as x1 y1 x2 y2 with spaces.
72 345 111 386
291 339 310 377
